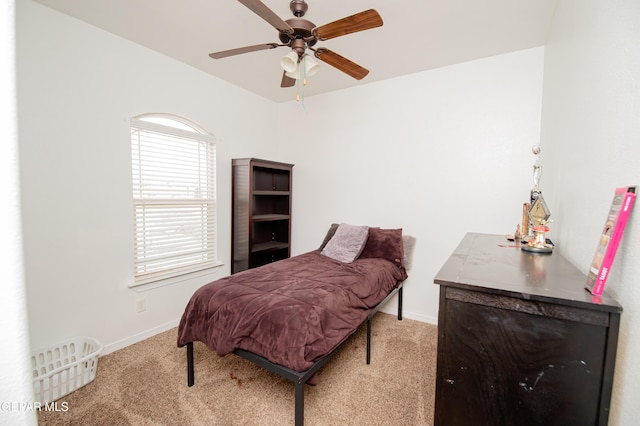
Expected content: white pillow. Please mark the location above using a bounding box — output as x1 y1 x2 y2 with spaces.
402 234 416 270
321 223 369 263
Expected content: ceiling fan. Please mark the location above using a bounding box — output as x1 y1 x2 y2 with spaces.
209 0 383 88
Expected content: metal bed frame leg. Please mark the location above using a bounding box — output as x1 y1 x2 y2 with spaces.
294 381 304 426
366 319 372 364
366 284 403 365
187 342 194 387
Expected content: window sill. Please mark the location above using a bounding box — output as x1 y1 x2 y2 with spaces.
129 262 225 293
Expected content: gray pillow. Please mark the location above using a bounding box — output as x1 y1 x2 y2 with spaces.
321 223 369 263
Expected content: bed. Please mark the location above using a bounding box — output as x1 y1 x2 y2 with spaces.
177 224 415 425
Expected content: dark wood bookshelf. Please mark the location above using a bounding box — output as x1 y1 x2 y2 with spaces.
231 158 293 274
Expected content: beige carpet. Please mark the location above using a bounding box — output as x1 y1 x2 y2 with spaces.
37 313 438 425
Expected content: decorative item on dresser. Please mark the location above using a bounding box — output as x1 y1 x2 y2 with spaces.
433 232 622 426
232 158 293 274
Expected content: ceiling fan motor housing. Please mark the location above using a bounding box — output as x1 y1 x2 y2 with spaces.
278 18 318 49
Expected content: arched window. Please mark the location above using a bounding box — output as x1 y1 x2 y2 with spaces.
130 114 217 286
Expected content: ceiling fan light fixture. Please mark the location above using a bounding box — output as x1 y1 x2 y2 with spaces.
280 51 299 73
284 54 320 82
303 54 320 78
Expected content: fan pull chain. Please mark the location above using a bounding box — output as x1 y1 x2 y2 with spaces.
300 55 308 104
295 55 306 103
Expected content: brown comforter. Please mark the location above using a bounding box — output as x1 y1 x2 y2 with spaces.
177 250 407 372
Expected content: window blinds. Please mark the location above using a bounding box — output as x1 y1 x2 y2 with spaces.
131 118 216 285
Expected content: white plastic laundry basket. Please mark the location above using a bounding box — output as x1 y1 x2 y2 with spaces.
31 336 103 404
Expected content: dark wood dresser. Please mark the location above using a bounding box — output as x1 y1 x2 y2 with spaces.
433 233 622 426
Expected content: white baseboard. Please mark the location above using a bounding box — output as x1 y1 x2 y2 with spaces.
380 306 438 325
101 319 180 356
400 310 438 325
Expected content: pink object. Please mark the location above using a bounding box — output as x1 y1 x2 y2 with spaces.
586 186 637 295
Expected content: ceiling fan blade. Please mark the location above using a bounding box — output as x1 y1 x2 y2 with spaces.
237 0 294 34
312 9 383 41
281 71 296 88
314 48 369 80
209 43 280 59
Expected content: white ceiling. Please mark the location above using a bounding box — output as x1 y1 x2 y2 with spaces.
33 0 558 103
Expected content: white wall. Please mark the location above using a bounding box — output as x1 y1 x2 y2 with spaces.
1 0 37 424
17 0 279 354
276 47 545 322
540 1 640 424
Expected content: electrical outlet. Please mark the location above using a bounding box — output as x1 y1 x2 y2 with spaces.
136 298 146 313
